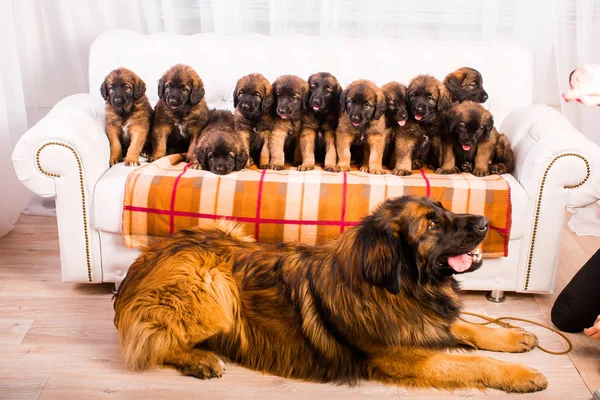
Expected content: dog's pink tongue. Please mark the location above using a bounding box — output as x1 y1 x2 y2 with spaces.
447 254 472 272
462 145 471 151
398 120 406 126
415 115 423 121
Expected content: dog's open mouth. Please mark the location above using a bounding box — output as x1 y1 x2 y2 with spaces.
414 114 423 121
445 247 482 273
398 120 407 126
462 145 472 151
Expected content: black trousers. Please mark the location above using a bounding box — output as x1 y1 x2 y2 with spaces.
551 249 600 333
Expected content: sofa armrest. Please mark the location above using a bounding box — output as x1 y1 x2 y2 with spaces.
501 105 600 293
11 93 108 283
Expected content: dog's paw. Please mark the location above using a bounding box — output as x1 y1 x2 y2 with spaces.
124 158 140 167
489 164 506 175
358 165 369 173
369 167 385 175
435 168 456 175
499 329 538 353
494 364 547 393
473 167 490 177
324 165 337 172
177 356 225 380
189 162 203 170
393 168 412 176
461 161 473 173
246 157 255 168
268 164 284 171
297 164 314 172
109 156 123 167
411 160 423 170
336 165 351 172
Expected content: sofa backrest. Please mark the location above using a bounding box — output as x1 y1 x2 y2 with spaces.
89 30 533 127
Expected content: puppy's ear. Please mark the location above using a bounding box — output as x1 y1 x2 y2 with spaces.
100 80 109 101
190 81 205 105
262 85 274 113
443 71 465 100
333 83 343 113
446 106 460 133
374 90 387 120
303 86 311 111
354 217 402 294
157 77 165 99
483 112 494 139
197 147 209 170
235 152 249 171
339 89 347 113
437 84 452 112
133 76 146 100
233 82 241 109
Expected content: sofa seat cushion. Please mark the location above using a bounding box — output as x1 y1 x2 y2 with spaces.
92 154 521 257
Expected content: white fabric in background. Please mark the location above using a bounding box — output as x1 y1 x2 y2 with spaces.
568 202 600 236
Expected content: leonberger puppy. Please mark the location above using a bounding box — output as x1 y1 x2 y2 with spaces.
406 75 453 169
382 81 429 176
233 73 274 168
113 195 547 393
192 109 248 175
149 64 210 163
443 67 489 104
298 72 342 171
100 68 153 167
437 101 514 176
335 80 389 174
267 75 309 170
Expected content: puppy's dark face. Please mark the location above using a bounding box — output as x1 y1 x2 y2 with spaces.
382 82 409 126
357 196 487 293
272 75 308 120
446 101 494 151
407 75 451 123
100 68 146 108
158 64 205 111
234 73 273 118
198 140 248 176
444 67 488 103
307 72 341 113
340 80 386 127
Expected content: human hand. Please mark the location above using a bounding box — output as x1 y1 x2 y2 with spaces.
583 315 600 341
562 64 600 106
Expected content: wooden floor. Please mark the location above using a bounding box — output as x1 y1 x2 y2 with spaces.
0 215 599 399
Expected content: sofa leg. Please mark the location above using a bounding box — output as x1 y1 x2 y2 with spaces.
486 290 505 303
112 282 121 295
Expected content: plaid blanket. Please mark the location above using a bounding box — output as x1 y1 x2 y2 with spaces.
122 154 511 257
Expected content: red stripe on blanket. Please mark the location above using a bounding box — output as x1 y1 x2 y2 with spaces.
420 168 431 198
169 163 190 233
255 169 267 240
340 171 348 233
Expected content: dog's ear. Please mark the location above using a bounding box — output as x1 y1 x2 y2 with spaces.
233 81 241 109
446 106 460 133
262 83 274 113
100 80 108 101
374 90 387 120
339 89 347 114
190 81 205 105
235 152 249 171
133 76 146 100
482 111 494 140
437 84 452 112
333 83 343 113
157 76 165 99
355 217 402 294
443 71 465 101
196 147 208 170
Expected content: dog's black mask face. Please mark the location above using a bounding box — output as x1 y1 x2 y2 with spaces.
445 68 488 103
307 73 341 113
354 196 488 294
447 103 494 150
274 84 304 120
103 77 135 108
161 78 191 111
235 87 264 118
342 89 382 128
207 151 236 175
198 140 248 176
407 86 439 123
385 87 409 126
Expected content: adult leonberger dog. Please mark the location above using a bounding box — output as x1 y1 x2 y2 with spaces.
443 67 489 104
113 195 546 393
100 68 153 167
298 72 342 171
267 75 309 170
406 75 453 170
335 80 390 174
149 64 210 163
193 109 248 175
233 73 274 168
437 101 514 176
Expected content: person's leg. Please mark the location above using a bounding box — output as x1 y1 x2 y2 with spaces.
551 249 600 332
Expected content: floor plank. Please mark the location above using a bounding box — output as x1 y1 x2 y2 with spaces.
0 214 598 399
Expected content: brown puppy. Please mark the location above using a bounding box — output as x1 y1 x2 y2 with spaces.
437 101 514 176
233 73 274 168
335 80 389 174
114 195 547 393
149 64 209 163
101 68 153 167
267 75 309 170
406 75 453 170
299 72 342 171
443 67 488 104
382 82 429 176
193 109 248 175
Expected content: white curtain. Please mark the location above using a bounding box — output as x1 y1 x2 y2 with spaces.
2 0 599 236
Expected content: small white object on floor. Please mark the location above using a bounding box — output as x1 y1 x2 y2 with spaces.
568 202 600 236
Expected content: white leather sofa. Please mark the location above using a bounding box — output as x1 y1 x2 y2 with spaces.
12 30 600 299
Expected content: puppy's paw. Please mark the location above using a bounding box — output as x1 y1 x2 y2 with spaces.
109 156 123 167
336 165 351 172
324 165 337 172
461 161 473 173
124 158 140 167
258 164 269 170
297 164 314 172
393 168 412 176
246 157 255 168
411 160 423 170
435 168 457 175
369 168 385 175
189 162 203 170
358 165 369 173
267 164 284 171
489 163 506 175
473 167 490 177
177 356 225 380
